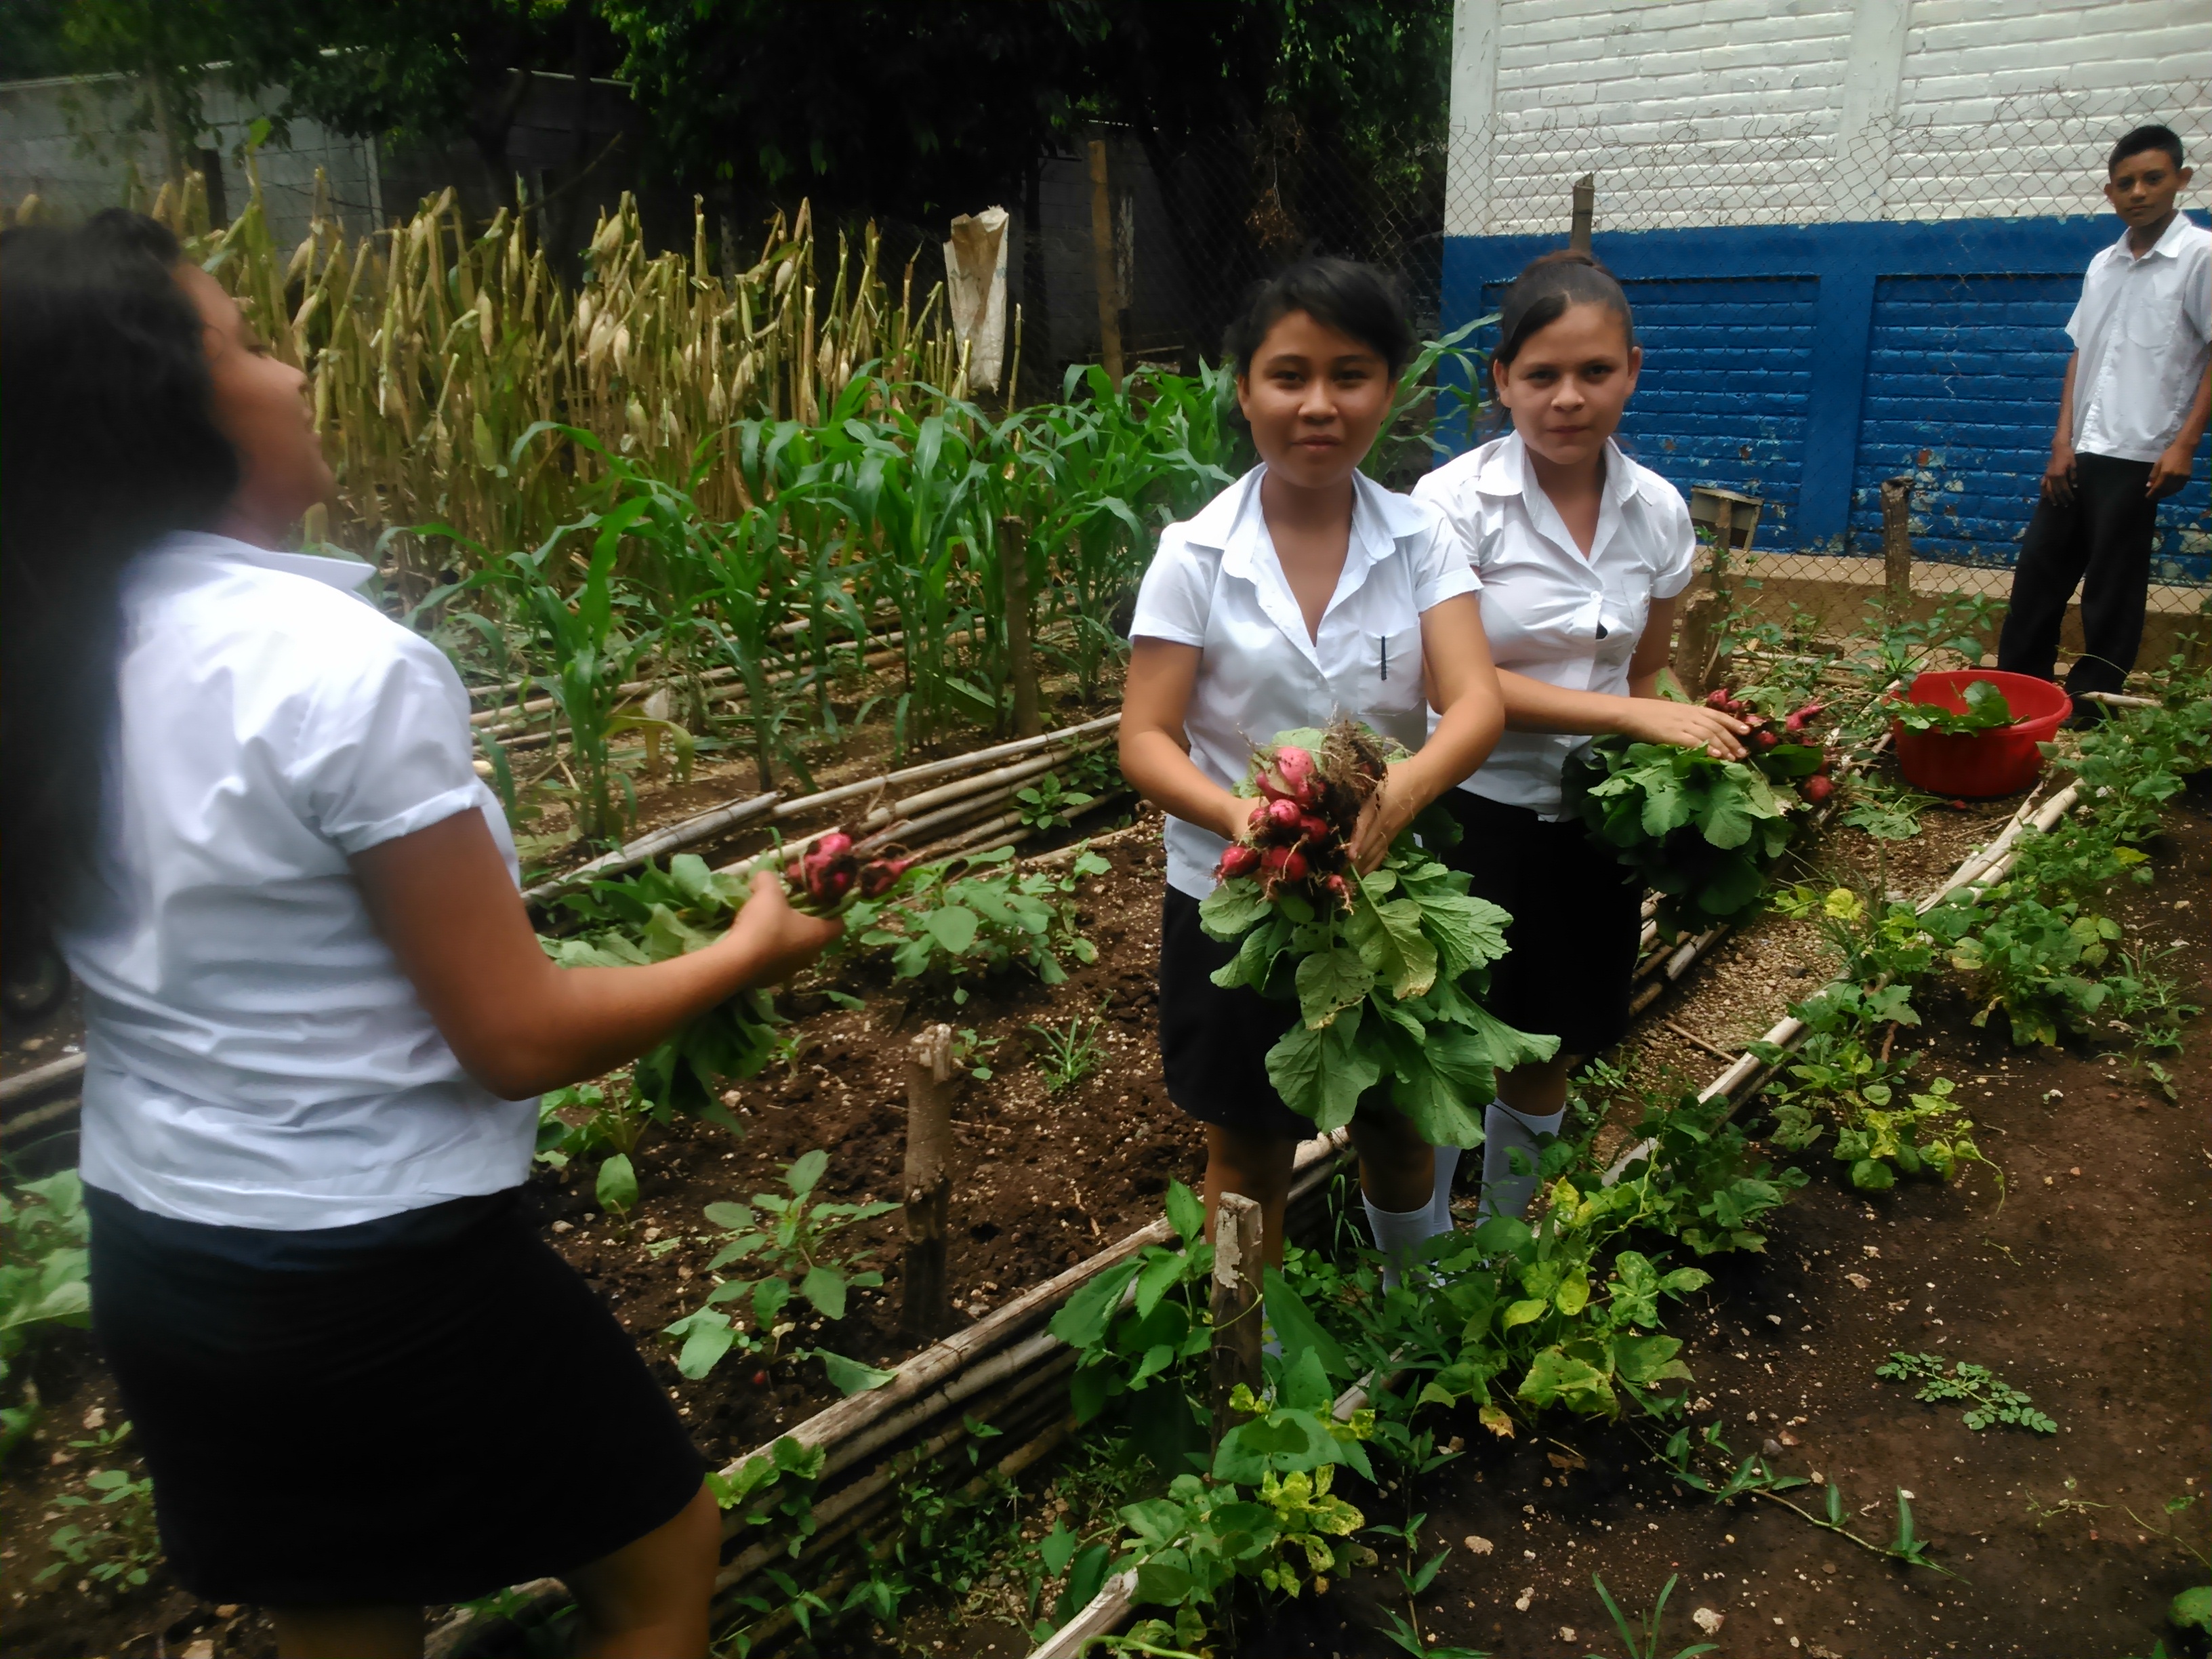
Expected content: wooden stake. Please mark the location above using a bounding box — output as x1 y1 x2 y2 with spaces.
1086 138 1124 388
1000 514 1042 738
1569 173 1595 253
901 1023 956 1342
1208 1193 1265 1452
1881 475 1914 619
1671 590 1721 698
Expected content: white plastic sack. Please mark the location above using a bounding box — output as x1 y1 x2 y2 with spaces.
943 205 1009 391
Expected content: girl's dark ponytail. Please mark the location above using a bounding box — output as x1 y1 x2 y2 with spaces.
1 211 237 964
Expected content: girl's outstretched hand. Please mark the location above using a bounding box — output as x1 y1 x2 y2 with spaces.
721 871 843 987
1617 699 1749 760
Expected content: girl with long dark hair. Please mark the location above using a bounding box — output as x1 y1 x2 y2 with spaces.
1119 257 1506 1282
1413 250 1750 1220
2 211 840 1658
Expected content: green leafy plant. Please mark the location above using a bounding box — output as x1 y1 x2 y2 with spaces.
1015 770 1101 832
663 1150 897 1383
1877 1351 2057 1434
1770 1075 1996 1193
1028 1007 1107 1095
1929 890 2121 1047
1582 1572 1717 1659
0 1170 89 1389
1050 1180 1216 1471
1565 712 1828 937
1890 676 2018 735
852 847 1107 1003
545 853 779 1117
1113 1358 1376 1624
37 1423 160 1592
1200 722 1557 1146
949 1026 1001 1082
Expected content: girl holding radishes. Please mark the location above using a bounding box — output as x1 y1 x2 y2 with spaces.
1120 257 1507 1278
1412 250 1751 1221
2 213 840 1659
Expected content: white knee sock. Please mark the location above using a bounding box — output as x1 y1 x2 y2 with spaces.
1430 1143 1462 1233
1477 1101 1565 1222
1364 1193 1443 1291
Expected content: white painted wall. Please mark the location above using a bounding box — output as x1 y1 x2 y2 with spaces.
1448 0 2212 234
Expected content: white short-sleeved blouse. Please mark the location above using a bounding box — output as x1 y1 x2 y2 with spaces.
1128 465 1479 899
1413 432 1696 817
55 533 537 1230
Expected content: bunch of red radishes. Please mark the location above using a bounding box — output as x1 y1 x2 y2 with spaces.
1706 687 1839 806
783 831 914 912
1212 718 1391 909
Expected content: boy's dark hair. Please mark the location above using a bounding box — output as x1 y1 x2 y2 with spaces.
1223 257 1416 380
1494 249 1635 372
2110 124 2185 175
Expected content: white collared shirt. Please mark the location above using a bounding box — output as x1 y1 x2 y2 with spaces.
1412 432 1696 817
55 533 536 1230
2070 213 2212 464
1129 466 1479 898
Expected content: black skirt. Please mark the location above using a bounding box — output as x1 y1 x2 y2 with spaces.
86 1183 705 1607
1431 786 1643 1058
1157 888 1315 1141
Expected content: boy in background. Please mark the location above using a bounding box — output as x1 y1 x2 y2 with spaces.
1997 124 2210 712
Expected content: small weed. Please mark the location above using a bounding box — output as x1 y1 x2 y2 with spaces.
1015 771 1100 832
1583 1572 1717 1659
663 1150 898 1385
37 1422 159 1593
1877 1351 2056 1434
950 1026 1002 1082
1027 1007 1107 1094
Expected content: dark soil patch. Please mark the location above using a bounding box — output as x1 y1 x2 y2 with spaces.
527 823 1206 1465
1223 775 2212 1659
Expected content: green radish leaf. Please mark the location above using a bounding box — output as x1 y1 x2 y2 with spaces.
1296 945 1374 1029
1262 1267 1350 1380
1050 1257 1146 1351
1133 1249 1187 1319
798 1265 848 1319
1164 1180 1204 1246
595 1153 638 1216
924 905 980 954
817 1349 896 1397
665 1311 737 1379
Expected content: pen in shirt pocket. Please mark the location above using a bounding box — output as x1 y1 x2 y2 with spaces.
1378 633 1389 681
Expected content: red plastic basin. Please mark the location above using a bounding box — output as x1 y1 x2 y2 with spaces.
1891 670 2071 799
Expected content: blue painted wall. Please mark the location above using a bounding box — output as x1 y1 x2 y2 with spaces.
1442 213 2211 579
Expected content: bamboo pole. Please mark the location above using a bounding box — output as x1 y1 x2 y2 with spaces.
1601 781 2088 1183
902 1025 956 1341
1208 1194 1263 1453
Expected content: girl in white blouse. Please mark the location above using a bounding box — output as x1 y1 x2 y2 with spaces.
1120 258 1505 1279
1413 251 1749 1221
3 213 838 1658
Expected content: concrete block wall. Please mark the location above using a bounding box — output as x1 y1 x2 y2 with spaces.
1443 0 2212 577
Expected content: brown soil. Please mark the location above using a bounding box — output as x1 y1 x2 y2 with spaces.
1219 773 2212 1659
6 753 2205 1659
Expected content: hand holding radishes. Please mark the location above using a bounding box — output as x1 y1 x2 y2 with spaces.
1615 696 1750 760
1565 684 1842 937
722 870 846 984
1202 718 1557 1144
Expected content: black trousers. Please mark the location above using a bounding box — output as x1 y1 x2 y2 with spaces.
1994 451 2158 699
